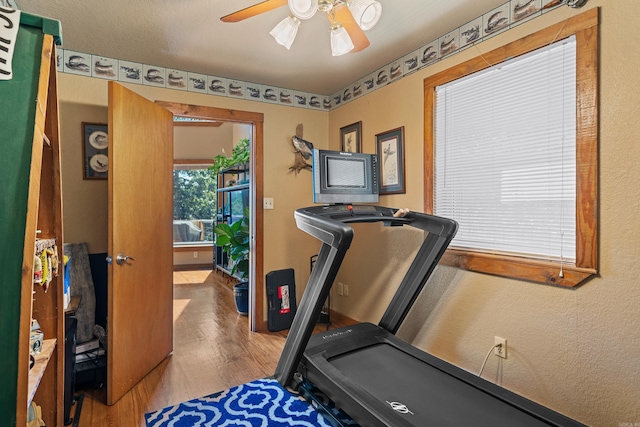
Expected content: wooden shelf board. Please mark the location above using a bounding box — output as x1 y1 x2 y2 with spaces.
27 338 56 407
217 183 250 193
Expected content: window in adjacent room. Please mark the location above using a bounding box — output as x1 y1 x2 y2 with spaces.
173 161 216 247
423 10 598 287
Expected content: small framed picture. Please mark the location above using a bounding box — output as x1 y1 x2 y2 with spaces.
340 121 361 153
376 127 406 195
82 122 108 180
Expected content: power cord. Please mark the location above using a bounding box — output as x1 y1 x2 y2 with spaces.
478 343 502 377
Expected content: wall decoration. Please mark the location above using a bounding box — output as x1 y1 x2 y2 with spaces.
484 3 511 37
228 79 245 98
341 87 353 103
376 127 405 195
420 40 438 67
512 0 541 23
389 59 403 82
340 121 362 153
309 95 322 109
119 60 142 83
403 48 420 76
294 91 309 107
92 56 117 80
262 86 279 103
460 17 482 49
440 28 460 58
352 81 364 99
63 50 91 76
187 72 208 93
167 69 187 90
279 88 293 105
82 122 108 180
322 96 332 110
207 76 227 95
142 65 166 87
363 71 376 94
246 83 262 100
375 65 389 87
289 124 313 175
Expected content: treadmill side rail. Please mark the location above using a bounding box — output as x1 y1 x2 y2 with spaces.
275 206 457 388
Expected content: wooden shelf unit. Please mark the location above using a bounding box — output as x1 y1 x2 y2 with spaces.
0 12 64 427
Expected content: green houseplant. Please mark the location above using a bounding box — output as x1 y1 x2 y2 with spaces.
214 207 250 314
214 207 249 279
209 138 250 177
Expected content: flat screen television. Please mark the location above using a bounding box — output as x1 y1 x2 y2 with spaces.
312 149 379 204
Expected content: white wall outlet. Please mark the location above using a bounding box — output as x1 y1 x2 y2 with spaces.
343 284 349 297
495 336 507 359
193 251 198 258
263 197 274 210
337 282 344 296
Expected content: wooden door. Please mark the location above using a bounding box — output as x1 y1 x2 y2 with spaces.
106 82 174 405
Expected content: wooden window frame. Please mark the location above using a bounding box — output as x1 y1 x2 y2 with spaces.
423 8 599 287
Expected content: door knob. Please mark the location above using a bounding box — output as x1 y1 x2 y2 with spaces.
113 253 136 265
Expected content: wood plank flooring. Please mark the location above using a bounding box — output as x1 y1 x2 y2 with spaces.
72 269 346 427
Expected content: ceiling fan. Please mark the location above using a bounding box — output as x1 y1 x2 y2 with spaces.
221 0 382 56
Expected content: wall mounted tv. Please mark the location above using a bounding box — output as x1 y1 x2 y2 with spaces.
312 149 379 204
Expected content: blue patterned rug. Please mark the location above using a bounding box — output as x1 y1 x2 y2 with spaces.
145 378 345 427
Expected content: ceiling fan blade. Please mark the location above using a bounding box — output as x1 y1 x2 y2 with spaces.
332 4 370 53
221 0 288 23
541 0 564 9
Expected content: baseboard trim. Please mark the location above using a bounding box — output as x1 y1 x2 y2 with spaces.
173 263 212 271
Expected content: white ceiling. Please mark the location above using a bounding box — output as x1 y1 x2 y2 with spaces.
16 0 509 95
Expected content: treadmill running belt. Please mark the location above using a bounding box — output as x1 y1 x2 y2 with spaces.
329 343 556 426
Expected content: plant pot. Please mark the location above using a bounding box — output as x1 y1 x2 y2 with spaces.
233 281 249 315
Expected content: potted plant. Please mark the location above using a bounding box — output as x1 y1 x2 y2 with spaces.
209 138 250 178
214 207 250 314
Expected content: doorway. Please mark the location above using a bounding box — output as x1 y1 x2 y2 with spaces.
158 101 265 331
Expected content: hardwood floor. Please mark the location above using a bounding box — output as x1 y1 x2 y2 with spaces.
72 269 346 427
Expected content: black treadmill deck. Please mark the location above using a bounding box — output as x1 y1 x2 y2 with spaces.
301 323 578 427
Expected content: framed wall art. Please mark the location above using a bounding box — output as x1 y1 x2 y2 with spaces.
340 121 361 153
82 122 109 180
376 126 405 195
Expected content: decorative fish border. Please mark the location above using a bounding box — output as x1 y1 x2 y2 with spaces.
55 0 563 111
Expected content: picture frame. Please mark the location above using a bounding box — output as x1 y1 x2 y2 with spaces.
376 127 406 195
340 121 362 153
82 122 109 180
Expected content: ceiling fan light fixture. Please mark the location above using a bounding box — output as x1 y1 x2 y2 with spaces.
270 16 301 50
330 23 354 56
288 0 319 20
348 0 382 30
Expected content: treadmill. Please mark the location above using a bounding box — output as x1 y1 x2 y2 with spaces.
274 205 584 427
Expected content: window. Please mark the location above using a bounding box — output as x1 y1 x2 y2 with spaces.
424 10 598 287
173 161 217 247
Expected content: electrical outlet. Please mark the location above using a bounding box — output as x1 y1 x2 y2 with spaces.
263 197 274 210
193 251 198 258
494 336 507 359
337 282 344 296
343 284 349 297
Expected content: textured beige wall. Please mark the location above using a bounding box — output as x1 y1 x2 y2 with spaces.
328 2 640 425
56 75 328 289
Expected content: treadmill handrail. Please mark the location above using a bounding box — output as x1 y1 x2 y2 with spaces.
275 205 458 387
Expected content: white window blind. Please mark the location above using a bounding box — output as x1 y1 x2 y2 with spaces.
434 36 577 261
